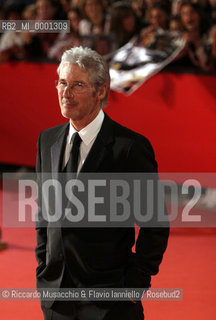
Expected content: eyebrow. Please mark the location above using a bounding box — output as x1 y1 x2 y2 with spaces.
59 79 87 84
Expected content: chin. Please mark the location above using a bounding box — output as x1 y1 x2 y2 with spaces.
61 110 71 119
62 110 81 121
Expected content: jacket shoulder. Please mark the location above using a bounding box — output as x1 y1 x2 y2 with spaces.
105 115 157 170
38 122 68 145
108 116 154 152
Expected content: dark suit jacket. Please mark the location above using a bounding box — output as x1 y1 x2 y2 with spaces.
35 113 169 309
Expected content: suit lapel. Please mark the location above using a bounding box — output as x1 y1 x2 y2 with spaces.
51 123 69 177
80 113 114 173
50 114 115 175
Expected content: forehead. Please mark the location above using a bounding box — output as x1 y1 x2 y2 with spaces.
37 0 51 8
181 5 197 14
68 11 79 18
151 8 165 16
59 63 91 82
85 0 100 5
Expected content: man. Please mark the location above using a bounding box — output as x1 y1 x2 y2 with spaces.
35 46 169 320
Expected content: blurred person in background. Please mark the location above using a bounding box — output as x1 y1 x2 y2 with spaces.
144 0 170 16
78 0 118 56
177 0 214 71
22 3 37 19
171 0 209 12
48 7 82 61
207 0 216 25
210 24 216 70
169 14 182 31
59 0 71 14
0 3 25 62
130 0 147 25
21 4 37 55
139 3 170 47
171 0 183 16
91 33 117 56
70 0 81 8
0 5 4 20
145 0 159 8
36 0 60 19
24 0 65 60
171 0 213 20
110 1 141 48
79 0 110 36
147 2 170 29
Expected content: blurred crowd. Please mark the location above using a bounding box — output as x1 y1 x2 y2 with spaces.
0 0 216 72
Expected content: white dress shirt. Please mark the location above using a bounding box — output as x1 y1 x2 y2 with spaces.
62 110 104 173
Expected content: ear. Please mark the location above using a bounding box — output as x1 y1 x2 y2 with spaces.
97 84 107 103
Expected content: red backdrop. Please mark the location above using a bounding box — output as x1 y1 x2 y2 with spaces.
0 62 216 173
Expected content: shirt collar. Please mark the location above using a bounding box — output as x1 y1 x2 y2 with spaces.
68 109 104 145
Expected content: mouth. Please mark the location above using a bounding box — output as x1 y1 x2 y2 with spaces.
187 19 195 26
62 99 77 107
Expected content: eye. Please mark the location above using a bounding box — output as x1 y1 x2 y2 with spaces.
75 82 84 88
59 80 67 86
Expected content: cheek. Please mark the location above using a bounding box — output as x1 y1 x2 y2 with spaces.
123 18 135 31
72 22 78 29
58 92 63 105
181 16 187 25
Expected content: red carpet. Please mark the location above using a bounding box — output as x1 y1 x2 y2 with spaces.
1 62 216 318
0 224 216 319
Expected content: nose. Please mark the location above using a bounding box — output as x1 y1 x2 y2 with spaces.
62 84 74 98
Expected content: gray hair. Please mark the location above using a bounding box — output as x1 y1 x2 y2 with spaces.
57 46 110 107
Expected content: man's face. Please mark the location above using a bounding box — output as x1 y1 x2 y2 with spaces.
150 8 167 29
58 63 105 130
68 11 80 32
122 13 136 33
36 0 55 20
85 0 102 20
180 5 200 32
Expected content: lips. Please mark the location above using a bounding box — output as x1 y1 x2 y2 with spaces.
62 99 77 106
188 19 194 25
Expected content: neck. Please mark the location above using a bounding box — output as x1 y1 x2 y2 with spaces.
70 107 101 131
